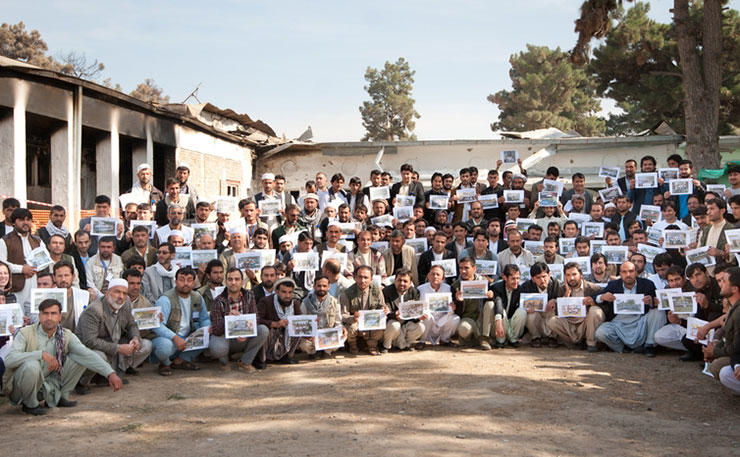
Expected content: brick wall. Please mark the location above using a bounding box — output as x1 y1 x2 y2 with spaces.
177 148 244 199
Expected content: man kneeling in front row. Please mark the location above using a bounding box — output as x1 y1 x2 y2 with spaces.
75 278 152 394
2 299 123 415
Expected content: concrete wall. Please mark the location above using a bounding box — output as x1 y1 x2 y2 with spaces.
255 139 681 192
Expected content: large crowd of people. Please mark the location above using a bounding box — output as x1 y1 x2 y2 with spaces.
1 156 740 416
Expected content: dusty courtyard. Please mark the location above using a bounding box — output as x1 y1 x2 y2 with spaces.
1 346 739 457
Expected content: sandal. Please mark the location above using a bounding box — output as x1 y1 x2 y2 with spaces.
159 363 173 376
171 360 200 371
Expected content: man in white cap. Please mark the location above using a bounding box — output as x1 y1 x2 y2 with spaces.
75 278 152 392
215 202 231 252
253 172 282 231
176 161 199 203
219 226 256 289
298 193 326 243
318 221 348 256
127 163 164 205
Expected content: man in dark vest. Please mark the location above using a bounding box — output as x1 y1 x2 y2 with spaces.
0 208 42 308
151 267 211 376
339 265 389 356
2 298 123 416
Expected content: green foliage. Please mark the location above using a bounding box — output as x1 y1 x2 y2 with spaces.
590 2 740 135
359 57 420 141
488 45 605 136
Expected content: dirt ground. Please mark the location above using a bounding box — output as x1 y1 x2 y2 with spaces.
1 346 739 457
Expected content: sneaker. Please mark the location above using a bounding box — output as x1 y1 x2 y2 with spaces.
252 360 267 370
494 341 505 349
508 341 520 348
380 347 389 354
235 361 256 373
480 339 492 351
531 337 542 348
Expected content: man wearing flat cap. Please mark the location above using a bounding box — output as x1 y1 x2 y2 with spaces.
76 278 152 391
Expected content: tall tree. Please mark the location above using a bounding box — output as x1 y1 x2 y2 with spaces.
572 0 729 169
590 3 740 136
359 57 420 141
488 44 605 136
0 21 65 71
129 78 170 104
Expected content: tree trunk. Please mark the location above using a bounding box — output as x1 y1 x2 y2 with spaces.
673 0 723 170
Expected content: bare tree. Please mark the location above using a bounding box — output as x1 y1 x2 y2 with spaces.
58 51 105 80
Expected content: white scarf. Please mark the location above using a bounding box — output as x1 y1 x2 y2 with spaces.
155 262 178 278
273 294 295 320
45 220 69 238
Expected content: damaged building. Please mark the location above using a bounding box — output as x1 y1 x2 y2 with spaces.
0 56 292 228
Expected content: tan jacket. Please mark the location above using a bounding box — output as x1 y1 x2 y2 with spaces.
381 245 419 285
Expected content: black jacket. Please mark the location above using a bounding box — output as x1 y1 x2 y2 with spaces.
417 249 456 284
492 280 521 320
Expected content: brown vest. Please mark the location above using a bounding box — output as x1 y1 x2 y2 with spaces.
3 231 41 292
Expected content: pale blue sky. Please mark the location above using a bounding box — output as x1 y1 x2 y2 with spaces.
5 0 736 141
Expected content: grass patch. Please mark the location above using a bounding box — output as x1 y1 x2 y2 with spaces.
118 423 143 433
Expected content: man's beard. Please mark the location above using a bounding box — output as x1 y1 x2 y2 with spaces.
263 280 274 289
278 297 292 307
315 289 328 298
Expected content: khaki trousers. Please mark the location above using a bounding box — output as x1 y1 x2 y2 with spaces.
383 320 425 349
526 310 555 339
547 306 605 347
345 322 383 350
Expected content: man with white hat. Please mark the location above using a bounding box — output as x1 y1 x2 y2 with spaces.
298 193 326 243
75 278 152 391
219 226 256 289
127 163 164 205
176 161 199 203
253 172 283 232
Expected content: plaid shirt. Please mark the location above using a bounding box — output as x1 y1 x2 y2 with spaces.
210 288 257 336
